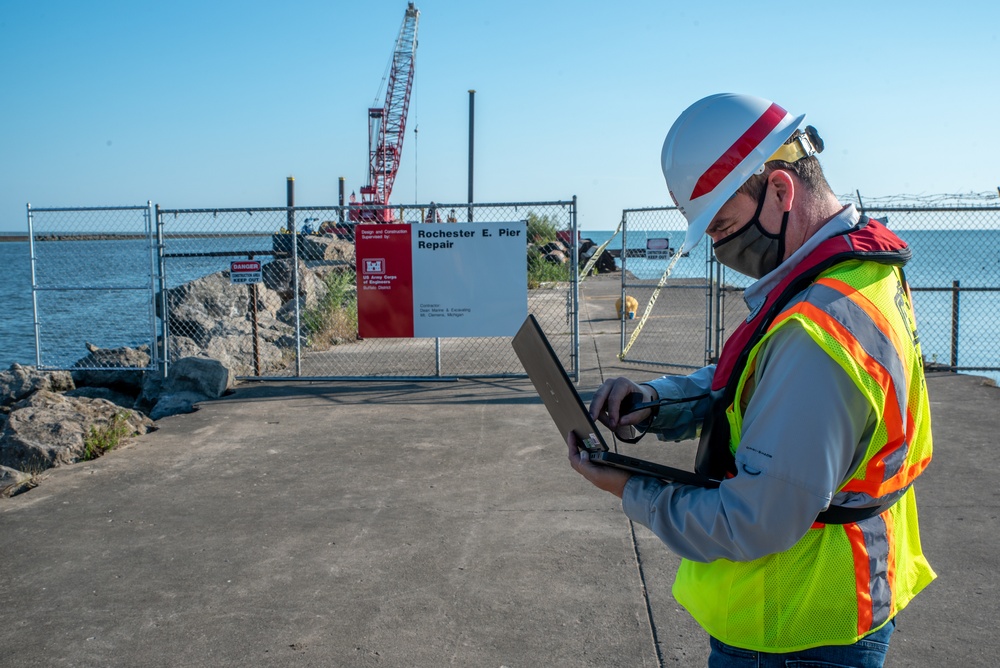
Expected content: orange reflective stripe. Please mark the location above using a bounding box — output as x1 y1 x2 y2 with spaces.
845 522 874 635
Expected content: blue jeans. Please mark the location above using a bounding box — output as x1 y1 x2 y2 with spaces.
708 618 895 668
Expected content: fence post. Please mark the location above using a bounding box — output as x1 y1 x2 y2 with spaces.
145 201 159 374
155 204 170 378
26 203 42 367
571 195 580 382
250 278 261 377
951 280 960 368
620 211 628 356
287 179 302 377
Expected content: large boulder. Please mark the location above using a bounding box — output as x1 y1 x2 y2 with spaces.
71 344 151 395
135 357 232 420
148 391 209 421
159 272 258 347
155 258 359 378
262 258 328 308
163 357 232 398
0 391 154 473
0 364 75 407
158 269 295 377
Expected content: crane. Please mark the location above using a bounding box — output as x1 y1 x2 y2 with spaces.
350 3 420 223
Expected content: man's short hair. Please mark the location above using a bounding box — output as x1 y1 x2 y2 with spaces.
736 156 833 201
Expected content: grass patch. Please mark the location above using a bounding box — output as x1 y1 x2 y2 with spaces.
302 269 359 348
527 248 571 288
82 411 133 461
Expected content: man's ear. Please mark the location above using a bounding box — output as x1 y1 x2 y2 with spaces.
768 170 795 212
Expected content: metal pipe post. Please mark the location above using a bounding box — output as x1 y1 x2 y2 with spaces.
467 89 475 222
145 201 159 373
286 176 296 233
26 203 42 367
951 280 960 368
339 177 346 223
155 204 170 377
290 210 302 378
571 196 580 382
251 279 261 376
620 213 628 355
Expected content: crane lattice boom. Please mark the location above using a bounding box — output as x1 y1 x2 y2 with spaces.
356 3 419 222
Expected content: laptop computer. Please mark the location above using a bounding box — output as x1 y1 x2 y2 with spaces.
512 314 719 487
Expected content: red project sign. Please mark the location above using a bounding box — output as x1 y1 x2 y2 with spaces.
355 221 527 338
355 225 414 337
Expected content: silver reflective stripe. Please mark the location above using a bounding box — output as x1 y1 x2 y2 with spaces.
858 513 893 630
831 485 908 512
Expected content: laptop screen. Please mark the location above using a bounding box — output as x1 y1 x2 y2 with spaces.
512 315 608 453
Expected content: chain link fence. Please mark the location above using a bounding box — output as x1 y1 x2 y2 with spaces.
156 201 578 380
847 195 1000 378
23 194 998 384
616 197 1000 382
26 204 159 371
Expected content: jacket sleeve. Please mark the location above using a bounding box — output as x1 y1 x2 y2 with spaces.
642 365 716 442
620 323 876 562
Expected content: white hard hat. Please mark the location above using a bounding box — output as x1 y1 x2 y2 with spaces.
662 94 806 253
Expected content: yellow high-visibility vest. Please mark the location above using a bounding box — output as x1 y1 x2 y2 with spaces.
675 255 935 652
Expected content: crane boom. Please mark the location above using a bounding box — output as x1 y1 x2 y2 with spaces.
356 3 419 222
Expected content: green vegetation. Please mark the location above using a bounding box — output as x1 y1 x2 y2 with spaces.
527 249 571 288
526 212 572 288
526 212 561 243
82 411 133 461
302 269 359 348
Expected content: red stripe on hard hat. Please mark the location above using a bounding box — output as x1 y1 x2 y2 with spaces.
689 102 788 200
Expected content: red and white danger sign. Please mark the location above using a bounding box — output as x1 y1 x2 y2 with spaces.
230 260 262 284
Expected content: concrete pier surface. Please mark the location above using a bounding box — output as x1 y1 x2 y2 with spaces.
2 274 997 667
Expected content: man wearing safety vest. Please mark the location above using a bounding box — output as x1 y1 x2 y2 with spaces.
568 93 935 666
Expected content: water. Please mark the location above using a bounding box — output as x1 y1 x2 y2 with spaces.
1 230 997 381
0 237 273 369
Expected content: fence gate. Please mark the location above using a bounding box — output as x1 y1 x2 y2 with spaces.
26 204 159 372
617 207 719 370
156 200 579 380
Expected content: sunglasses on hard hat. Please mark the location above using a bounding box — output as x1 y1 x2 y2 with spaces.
767 125 824 164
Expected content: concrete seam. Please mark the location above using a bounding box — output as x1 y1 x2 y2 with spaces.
583 288 665 668
628 518 666 668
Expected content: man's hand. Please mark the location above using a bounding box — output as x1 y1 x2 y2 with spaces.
590 377 658 435
567 432 631 498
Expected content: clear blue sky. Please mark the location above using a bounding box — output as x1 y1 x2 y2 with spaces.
2 0 998 232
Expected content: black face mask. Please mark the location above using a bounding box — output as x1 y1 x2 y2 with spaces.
711 182 789 279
